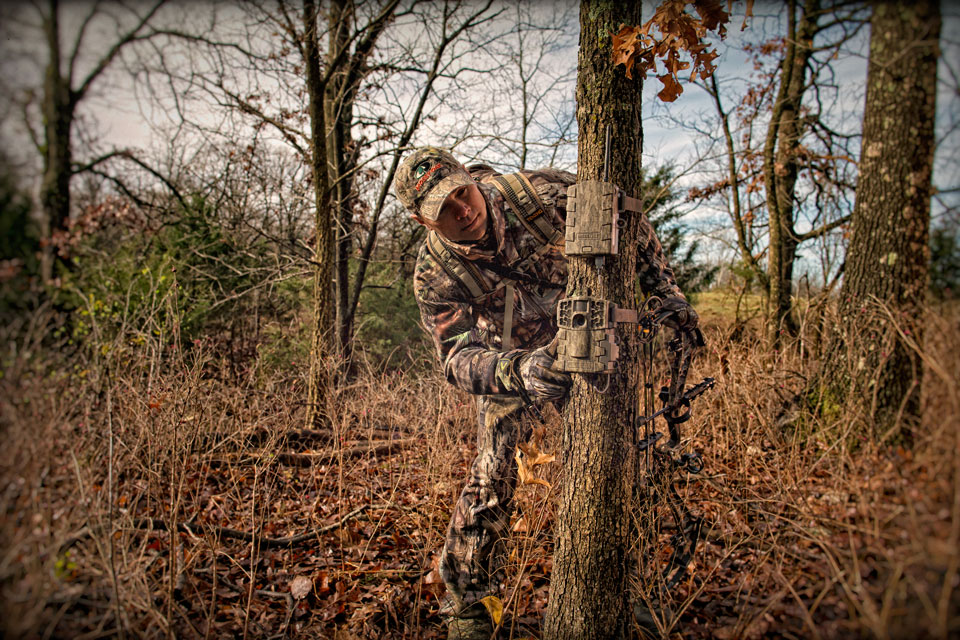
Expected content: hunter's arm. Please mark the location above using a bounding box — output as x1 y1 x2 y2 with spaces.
414 244 520 396
635 213 685 300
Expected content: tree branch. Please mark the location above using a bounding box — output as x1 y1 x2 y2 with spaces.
796 214 850 242
347 0 497 326
66 0 104 83
72 0 165 104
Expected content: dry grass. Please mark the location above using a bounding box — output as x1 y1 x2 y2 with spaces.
0 294 957 639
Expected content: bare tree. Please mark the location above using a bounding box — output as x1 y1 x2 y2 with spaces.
467 0 578 170
674 1 866 339
332 0 502 369
830 0 941 442
543 0 644 636
296 0 401 423
115 0 515 416
758 0 865 339
0 0 167 282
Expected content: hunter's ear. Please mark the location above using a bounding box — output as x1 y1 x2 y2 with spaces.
412 214 433 229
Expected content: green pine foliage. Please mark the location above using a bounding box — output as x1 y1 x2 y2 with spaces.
52 194 285 362
0 164 41 315
353 259 431 366
929 221 960 299
641 164 718 294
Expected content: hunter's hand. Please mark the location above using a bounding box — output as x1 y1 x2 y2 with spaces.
660 295 699 331
497 338 571 401
517 340 571 401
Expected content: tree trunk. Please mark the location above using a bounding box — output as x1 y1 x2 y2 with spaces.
831 0 940 442
542 1 643 637
36 0 163 284
327 0 357 367
321 0 399 373
39 0 74 283
764 0 818 341
304 0 335 429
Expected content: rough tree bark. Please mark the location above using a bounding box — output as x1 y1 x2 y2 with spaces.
542 0 643 637
831 0 940 442
303 0 336 427
764 0 819 341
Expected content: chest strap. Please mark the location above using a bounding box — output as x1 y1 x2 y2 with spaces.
490 172 564 247
425 230 491 302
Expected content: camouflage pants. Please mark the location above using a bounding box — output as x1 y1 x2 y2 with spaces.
440 394 531 611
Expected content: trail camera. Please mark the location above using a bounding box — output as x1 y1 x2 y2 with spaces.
564 126 643 257
557 126 643 373
564 181 622 256
555 297 637 373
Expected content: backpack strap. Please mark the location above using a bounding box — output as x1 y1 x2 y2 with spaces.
427 230 517 351
490 172 564 248
501 282 516 351
425 230 493 302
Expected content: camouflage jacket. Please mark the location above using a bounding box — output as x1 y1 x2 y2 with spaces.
413 167 684 396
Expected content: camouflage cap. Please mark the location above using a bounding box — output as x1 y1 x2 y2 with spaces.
394 147 475 222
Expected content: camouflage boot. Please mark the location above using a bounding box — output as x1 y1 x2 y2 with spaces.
445 601 493 640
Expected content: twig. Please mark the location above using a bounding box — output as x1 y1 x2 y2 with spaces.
275 439 417 466
242 468 259 640
208 438 418 468
774 566 823 640
213 572 294 638
108 503 383 548
105 373 125 639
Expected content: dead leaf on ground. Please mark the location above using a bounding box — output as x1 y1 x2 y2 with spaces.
480 595 503 625
290 575 312 600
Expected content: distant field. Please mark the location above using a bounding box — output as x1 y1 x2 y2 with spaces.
689 288 765 327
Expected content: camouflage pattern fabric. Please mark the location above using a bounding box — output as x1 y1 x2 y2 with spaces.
413 167 684 397
439 394 530 611
394 147 476 222
409 163 687 611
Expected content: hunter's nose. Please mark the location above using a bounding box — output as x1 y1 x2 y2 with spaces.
452 200 469 218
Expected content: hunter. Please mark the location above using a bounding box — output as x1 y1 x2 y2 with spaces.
393 147 698 639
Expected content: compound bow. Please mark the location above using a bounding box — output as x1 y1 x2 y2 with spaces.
635 295 715 590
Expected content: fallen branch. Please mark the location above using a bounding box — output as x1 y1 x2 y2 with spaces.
62 503 385 551
189 503 377 547
216 425 411 449
275 438 418 466
207 437 419 468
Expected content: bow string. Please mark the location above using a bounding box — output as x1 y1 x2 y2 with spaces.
635 295 715 590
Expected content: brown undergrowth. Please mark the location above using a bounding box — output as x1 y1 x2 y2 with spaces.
1 295 957 639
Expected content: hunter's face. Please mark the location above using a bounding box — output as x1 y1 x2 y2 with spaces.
428 183 487 243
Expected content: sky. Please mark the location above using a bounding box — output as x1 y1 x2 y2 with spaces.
1 0 957 282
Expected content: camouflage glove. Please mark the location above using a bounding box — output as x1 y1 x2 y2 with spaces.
496 340 571 402
659 295 699 331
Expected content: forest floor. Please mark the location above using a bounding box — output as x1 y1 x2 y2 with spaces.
1 290 958 639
